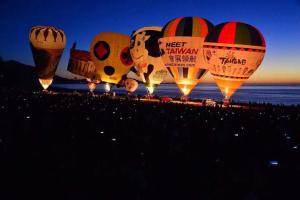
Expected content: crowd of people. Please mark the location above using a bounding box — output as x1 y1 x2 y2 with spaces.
1 87 300 200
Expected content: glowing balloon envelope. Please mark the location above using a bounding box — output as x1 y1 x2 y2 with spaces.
124 79 138 93
90 32 133 85
29 25 66 90
159 17 213 96
130 26 168 94
203 21 266 100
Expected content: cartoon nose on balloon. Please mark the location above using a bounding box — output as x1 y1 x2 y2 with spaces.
104 66 115 75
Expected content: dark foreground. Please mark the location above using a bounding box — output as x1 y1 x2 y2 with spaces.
1 88 300 200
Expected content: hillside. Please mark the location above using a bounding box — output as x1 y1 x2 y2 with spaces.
0 60 82 90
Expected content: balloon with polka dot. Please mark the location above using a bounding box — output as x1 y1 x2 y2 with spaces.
90 32 134 84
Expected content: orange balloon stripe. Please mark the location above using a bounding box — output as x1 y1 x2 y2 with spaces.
165 17 183 37
198 17 208 37
192 17 201 37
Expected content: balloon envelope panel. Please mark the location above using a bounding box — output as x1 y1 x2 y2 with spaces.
90 32 133 84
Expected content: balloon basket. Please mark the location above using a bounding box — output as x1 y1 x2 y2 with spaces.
42 89 49 93
223 97 230 107
88 91 95 97
180 95 189 102
146 94 154 100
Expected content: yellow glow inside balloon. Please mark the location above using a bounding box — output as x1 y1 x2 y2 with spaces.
39 78 53 90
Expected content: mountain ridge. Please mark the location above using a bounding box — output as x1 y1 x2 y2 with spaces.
0 59 83 89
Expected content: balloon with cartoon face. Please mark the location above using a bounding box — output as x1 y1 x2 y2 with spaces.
130 26 168 94
29 25 66 90
90 32 133 85
124 78 138 93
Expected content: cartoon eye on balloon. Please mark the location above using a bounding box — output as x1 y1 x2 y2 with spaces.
203 21 266 103
94 41 110 61
120 47 133 66
29 25 66 91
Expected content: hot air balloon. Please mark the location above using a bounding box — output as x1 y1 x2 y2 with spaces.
203 21 266 103
86 78 101 93
159 17 213 97
130 26 168 95
67 43 100 93
124 78 138 93
90 32 134 93
29 25 66 90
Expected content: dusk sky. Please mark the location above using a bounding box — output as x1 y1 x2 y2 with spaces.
1 0 300 83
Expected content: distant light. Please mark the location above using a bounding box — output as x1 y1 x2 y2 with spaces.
120 117 123 120
286 136 291 140
26 116 30 119
100 131 104 134
105 83 111 92
220 118 224 121
86 117 90 121
112 138 116 142
269 160 279 166
283 133 288 137
146 85 154 95
292 146 298 149
234 133 239 137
